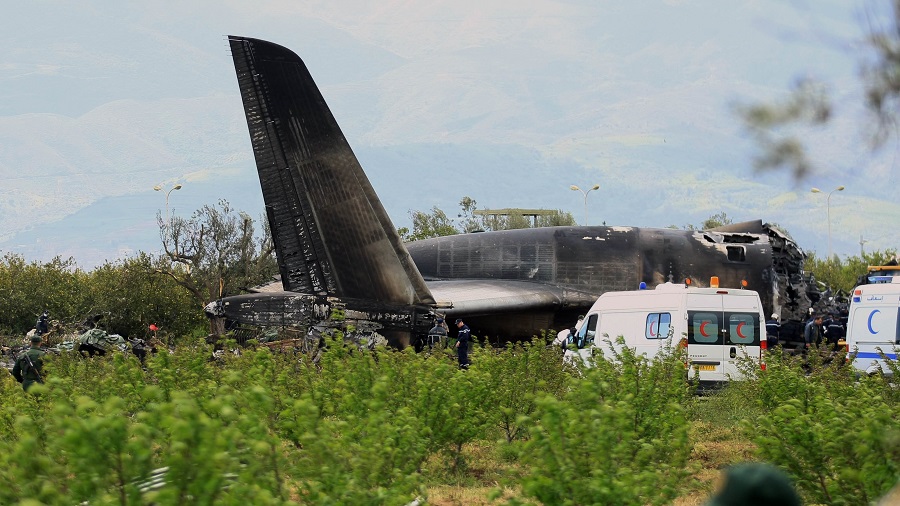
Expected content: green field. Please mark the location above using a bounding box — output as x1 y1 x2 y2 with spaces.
1 337 897 505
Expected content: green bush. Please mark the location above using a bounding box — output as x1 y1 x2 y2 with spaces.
512 338 693 505
743 348 900 505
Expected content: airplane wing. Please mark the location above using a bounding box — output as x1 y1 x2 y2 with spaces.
228 36 435 307
427 279 597 316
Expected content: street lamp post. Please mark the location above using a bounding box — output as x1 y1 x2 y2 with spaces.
154 183 183 225
810 185 844 259
570 183 600 226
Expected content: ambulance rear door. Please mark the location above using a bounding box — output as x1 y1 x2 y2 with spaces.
686 291 761 382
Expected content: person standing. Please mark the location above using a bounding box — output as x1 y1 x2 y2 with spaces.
455 318 471 369
765 313 781 348
12 335 46 392
426 318 448 350
35 311 49 336
824 312 846 350
804 314 824 348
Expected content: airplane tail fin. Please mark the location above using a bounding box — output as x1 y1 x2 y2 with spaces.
228 36 435 307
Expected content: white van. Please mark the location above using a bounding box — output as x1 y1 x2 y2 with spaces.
564 280 766 386
846 276 900 377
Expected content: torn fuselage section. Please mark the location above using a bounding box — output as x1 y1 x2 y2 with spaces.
761 224 819 346
204 291 435 349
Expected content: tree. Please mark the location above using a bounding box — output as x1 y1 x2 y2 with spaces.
0 254 90 334
399 206 459 242
700 211 734 230
804 249 897 293
738 3 900 178
673 212 735 231
398 196 578 241
156 199 277 325
85 254 204 338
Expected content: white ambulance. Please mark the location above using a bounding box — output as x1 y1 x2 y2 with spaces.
564 278 766 386
846 276 900 377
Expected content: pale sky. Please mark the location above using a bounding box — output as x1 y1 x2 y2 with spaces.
1 0 898 267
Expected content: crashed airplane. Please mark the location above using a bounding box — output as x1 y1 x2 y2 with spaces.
207 36 817 347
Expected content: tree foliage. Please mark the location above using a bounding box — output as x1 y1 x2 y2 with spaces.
669 211 736 231
157 198 277 307
399 196 577 241
804 249 898 293
0 253 202 337
738 3 900 178
1 333 898 504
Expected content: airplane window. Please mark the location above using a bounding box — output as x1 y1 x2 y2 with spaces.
645 313 671 339
726 246 746 262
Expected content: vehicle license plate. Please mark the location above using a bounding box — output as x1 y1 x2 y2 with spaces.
694 364 716 371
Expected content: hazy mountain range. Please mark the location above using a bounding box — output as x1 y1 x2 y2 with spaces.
2 0 898 268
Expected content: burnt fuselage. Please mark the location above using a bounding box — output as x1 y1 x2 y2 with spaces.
406 225 784 339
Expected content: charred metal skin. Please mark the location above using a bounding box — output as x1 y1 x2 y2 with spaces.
226 36 435 346
407 222 813 341
205 292 434 347
219 36 815 347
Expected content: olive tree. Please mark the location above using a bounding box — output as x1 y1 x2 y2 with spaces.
156 199 277 332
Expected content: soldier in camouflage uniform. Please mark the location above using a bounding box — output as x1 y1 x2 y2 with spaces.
12 335 46 392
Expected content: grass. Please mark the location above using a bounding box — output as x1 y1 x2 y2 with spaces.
420 416 756 505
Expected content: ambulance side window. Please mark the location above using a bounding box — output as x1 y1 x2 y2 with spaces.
575 314 598 348
688 312 721 344
645 313 671 339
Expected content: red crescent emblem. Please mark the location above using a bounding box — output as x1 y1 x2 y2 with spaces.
699 321 709 337
649 318 657 337
736 321 746 339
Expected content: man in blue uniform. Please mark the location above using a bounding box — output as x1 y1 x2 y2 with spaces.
765 313 781 348
824 312 845 350
455 318 471 369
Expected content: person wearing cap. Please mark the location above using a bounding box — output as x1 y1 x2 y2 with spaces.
455 318 471 369
804 314 824 348
426 317 448 351
765 313 781 348
705 462 801 506
12 334 47 392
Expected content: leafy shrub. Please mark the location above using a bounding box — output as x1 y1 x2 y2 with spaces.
512 338 693 505
744 348 900 505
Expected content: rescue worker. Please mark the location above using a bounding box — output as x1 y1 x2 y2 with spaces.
12 335 46 392
765 313 781 348
426 318 448 350
804 314 824 348
824 312 845 350
564 326 578 349
455 318 471 369
35 311 49 336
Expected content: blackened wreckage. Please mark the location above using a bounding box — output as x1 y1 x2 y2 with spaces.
206 36 819 347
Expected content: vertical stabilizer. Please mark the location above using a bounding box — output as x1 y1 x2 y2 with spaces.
228 36 434 306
